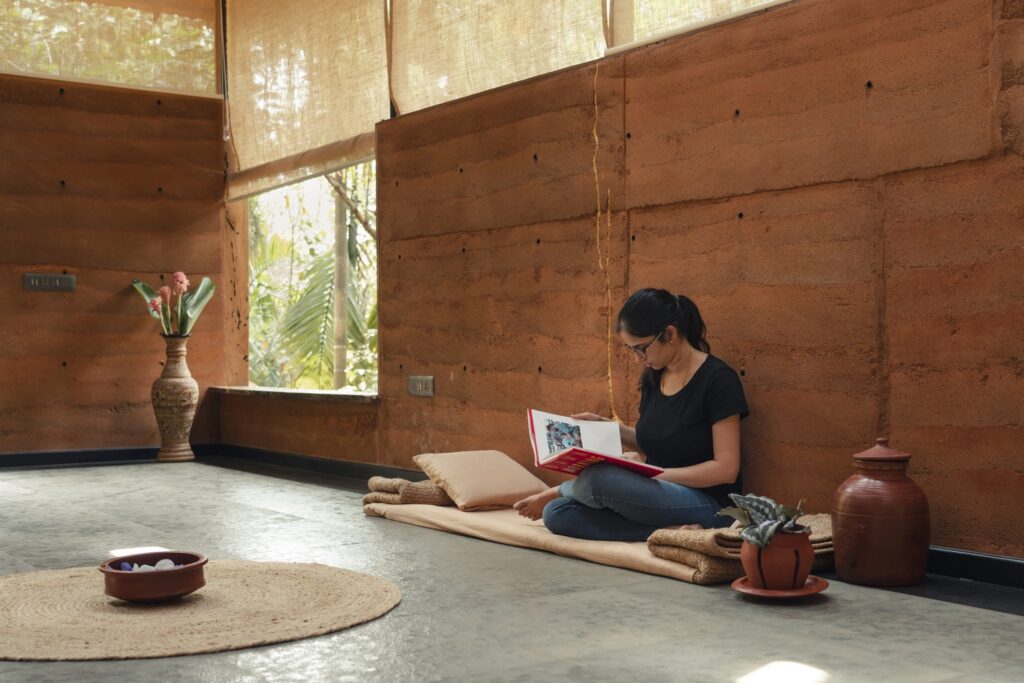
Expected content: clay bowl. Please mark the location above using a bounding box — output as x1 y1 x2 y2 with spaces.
99 551 207 602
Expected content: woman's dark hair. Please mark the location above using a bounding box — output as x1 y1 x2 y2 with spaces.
618 288 710 389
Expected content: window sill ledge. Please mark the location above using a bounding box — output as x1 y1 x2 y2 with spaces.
210 386 380 404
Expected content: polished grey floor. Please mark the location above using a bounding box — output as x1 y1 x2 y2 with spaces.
1 460 1022 683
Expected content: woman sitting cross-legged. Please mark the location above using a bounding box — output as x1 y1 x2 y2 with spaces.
512 288 749 542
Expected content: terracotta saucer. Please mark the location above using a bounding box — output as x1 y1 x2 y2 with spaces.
731 575 829 599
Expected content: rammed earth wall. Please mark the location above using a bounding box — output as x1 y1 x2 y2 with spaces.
0 74 246 451
372 0 1023 556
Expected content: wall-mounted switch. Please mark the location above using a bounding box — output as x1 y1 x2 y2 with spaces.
408 375 434 397
23 273 75 291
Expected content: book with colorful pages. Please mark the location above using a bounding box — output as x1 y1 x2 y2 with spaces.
527 409 664 478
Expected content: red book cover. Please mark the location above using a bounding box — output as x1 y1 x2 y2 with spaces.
527 409 664 478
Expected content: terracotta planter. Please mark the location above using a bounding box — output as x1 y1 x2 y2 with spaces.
151 335 199 462
832 437 930 586
739 530 814 590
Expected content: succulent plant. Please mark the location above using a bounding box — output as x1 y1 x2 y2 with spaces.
717 493 809 548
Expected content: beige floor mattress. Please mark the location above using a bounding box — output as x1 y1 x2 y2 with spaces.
364 502 702 583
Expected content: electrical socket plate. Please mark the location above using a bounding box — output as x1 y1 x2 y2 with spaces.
408 375 434 397
23 273 75 291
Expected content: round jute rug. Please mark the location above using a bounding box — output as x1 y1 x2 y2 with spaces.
0 560 401 661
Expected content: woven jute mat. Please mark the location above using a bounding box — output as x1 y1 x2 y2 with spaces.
0 560 401 661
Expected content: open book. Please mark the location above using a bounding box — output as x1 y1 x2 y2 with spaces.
527 409 664 477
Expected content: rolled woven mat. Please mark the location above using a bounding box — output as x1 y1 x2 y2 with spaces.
646 514 834 585
363 477 453 506
367 475 405 494
647 513 833 560
647 546 833 585
650 546 746 586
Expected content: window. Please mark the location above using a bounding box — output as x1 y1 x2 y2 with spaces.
248 161 378 393
389 0 605 112
0 0 217 94
611 0 779 46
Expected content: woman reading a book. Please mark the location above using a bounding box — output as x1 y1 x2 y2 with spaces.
513 288 749 541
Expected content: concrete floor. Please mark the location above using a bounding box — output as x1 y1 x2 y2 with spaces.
0 460 1022 683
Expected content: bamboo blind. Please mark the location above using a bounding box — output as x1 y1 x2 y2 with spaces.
0 0 218 94
225 0 782 196
388 0 605 114
225 0 388 198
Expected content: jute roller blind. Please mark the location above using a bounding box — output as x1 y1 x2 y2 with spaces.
0 0 218 93
389 0 606 114
225 0 388 199
611 0 777 46
226 0 783 197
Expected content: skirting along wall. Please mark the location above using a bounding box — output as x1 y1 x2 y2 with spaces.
0 74 246 452
376 0 1024 557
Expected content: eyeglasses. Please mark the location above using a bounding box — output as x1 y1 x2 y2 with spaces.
625 328 666 360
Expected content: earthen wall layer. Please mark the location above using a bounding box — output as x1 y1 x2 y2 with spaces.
376 0 1024 556
217 394 379 463
0 74 246 453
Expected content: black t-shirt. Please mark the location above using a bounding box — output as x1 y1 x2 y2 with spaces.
635 355 750 506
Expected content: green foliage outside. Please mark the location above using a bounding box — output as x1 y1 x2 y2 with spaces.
0 0 215 93
248 162 378 393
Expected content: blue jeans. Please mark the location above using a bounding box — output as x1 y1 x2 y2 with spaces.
542 463 731 542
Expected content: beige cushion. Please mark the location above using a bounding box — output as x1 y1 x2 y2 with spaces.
412 450 548 511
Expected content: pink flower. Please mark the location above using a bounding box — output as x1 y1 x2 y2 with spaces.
171 271 190 295
149 298 162 313
159 286 171 306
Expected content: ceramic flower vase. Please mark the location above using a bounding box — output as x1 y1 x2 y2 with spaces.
739 531 814 590
151 335 199 462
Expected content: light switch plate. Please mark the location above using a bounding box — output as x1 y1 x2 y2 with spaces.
24 273 75 291
408 375 434 397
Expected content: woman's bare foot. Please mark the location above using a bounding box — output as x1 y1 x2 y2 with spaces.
512 486 560 521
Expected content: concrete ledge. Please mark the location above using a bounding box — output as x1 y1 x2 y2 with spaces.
209 386 380 404
199 444 424 481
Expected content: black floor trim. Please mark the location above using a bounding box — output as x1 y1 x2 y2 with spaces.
927 546 1024 589
0 447 159 469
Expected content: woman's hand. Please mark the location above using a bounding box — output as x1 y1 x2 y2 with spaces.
571 412 611 421
619 451 646 463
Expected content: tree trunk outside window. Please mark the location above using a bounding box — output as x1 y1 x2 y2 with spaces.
333 194 349 388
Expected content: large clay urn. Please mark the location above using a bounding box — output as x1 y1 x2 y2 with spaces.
151 335 199 462
832 437 930 586
739 531 814 590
